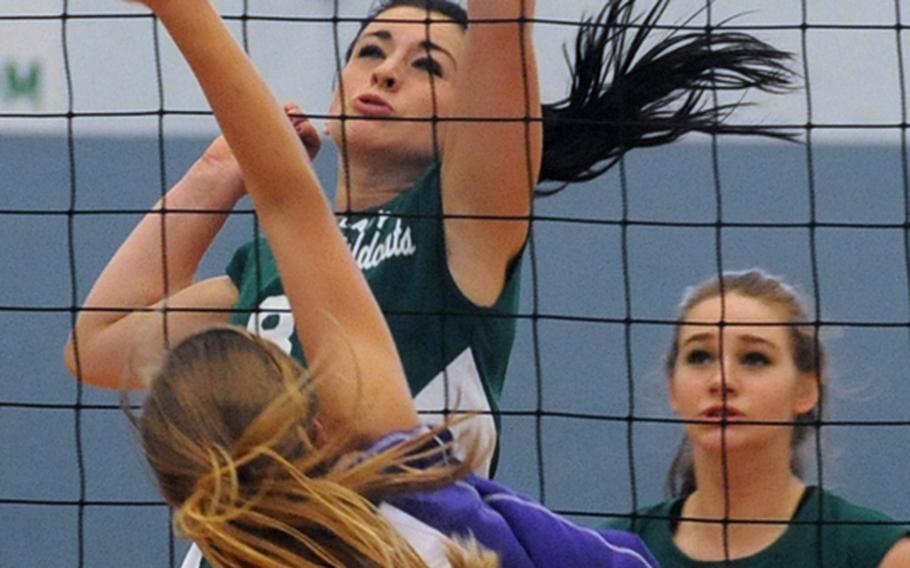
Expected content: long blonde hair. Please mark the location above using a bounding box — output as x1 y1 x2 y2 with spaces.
127 326 497 567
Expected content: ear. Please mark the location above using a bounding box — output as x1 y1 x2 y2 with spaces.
793 371 820 416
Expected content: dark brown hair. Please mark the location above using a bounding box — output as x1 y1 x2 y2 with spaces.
344 0 468 62
339 0 797 190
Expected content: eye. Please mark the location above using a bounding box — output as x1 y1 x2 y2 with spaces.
413 57 444 77
357 44 385 59
685 349 712 366
742 351 771 367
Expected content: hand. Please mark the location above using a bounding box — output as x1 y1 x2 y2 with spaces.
193 131 246 202
202 102 321 167
197 101 321 201
284 101 322 160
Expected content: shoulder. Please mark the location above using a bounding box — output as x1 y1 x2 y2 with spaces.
813 487 900 523
879 537 910 568
603 499 679 533
601 499 687 567
807 487 909 565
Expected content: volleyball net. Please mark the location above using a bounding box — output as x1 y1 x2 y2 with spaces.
2 1 909 566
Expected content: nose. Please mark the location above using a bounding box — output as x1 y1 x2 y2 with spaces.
370 60 400 92
708 355 738 396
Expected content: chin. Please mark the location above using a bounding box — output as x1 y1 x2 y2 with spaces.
688 425 784 457
329 124 379 151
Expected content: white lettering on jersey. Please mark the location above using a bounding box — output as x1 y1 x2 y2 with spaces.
245 212 416 352
345 211 416 271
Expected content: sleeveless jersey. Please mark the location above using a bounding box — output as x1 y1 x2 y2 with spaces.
605 486 908 567
226 164 522 476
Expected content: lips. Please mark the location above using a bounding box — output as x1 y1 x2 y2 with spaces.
699 405 744 421
353 93 394 116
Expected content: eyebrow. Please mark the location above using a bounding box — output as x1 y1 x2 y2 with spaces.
682 331 778 350
361 30 457 67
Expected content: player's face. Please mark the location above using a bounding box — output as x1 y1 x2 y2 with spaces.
327 6 464 165
669 293 819 458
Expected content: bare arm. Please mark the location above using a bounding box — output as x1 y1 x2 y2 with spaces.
146 0 418 441
64 147 243 389
880 537 910 568
441 0 542 306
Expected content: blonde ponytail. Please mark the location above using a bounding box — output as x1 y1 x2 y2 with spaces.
133 326 498 567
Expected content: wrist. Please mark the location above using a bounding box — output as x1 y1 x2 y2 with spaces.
173 158 245 208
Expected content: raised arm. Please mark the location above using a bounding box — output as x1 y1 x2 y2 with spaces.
63 139 244 389
65 103 321 390
145 0 418 440
441 0 542 306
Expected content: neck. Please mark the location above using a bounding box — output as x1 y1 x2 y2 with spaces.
688 441 804 520
673 439 807 561
334 151 431 211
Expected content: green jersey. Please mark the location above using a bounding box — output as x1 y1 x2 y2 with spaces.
226 164 522 476
605 487 908 567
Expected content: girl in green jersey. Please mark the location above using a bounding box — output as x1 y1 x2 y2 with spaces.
65 0 795 392
608 270 910 567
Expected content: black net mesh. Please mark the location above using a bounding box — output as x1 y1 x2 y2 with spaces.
1 1 908 566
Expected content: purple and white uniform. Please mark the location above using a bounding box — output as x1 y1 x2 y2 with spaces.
182 430 659 568
374 430 660 568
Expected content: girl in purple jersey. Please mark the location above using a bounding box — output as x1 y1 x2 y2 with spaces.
124 0 661 565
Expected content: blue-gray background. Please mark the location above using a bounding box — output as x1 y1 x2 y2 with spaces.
1 133 908 567
4 0 910 564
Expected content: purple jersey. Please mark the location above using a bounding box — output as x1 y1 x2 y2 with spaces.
374 430 660 568
184 430 659 568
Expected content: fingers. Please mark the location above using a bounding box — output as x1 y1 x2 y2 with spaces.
284 102 322 160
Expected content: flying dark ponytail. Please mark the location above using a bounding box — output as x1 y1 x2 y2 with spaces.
348 0 795 192
538 0 796 192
